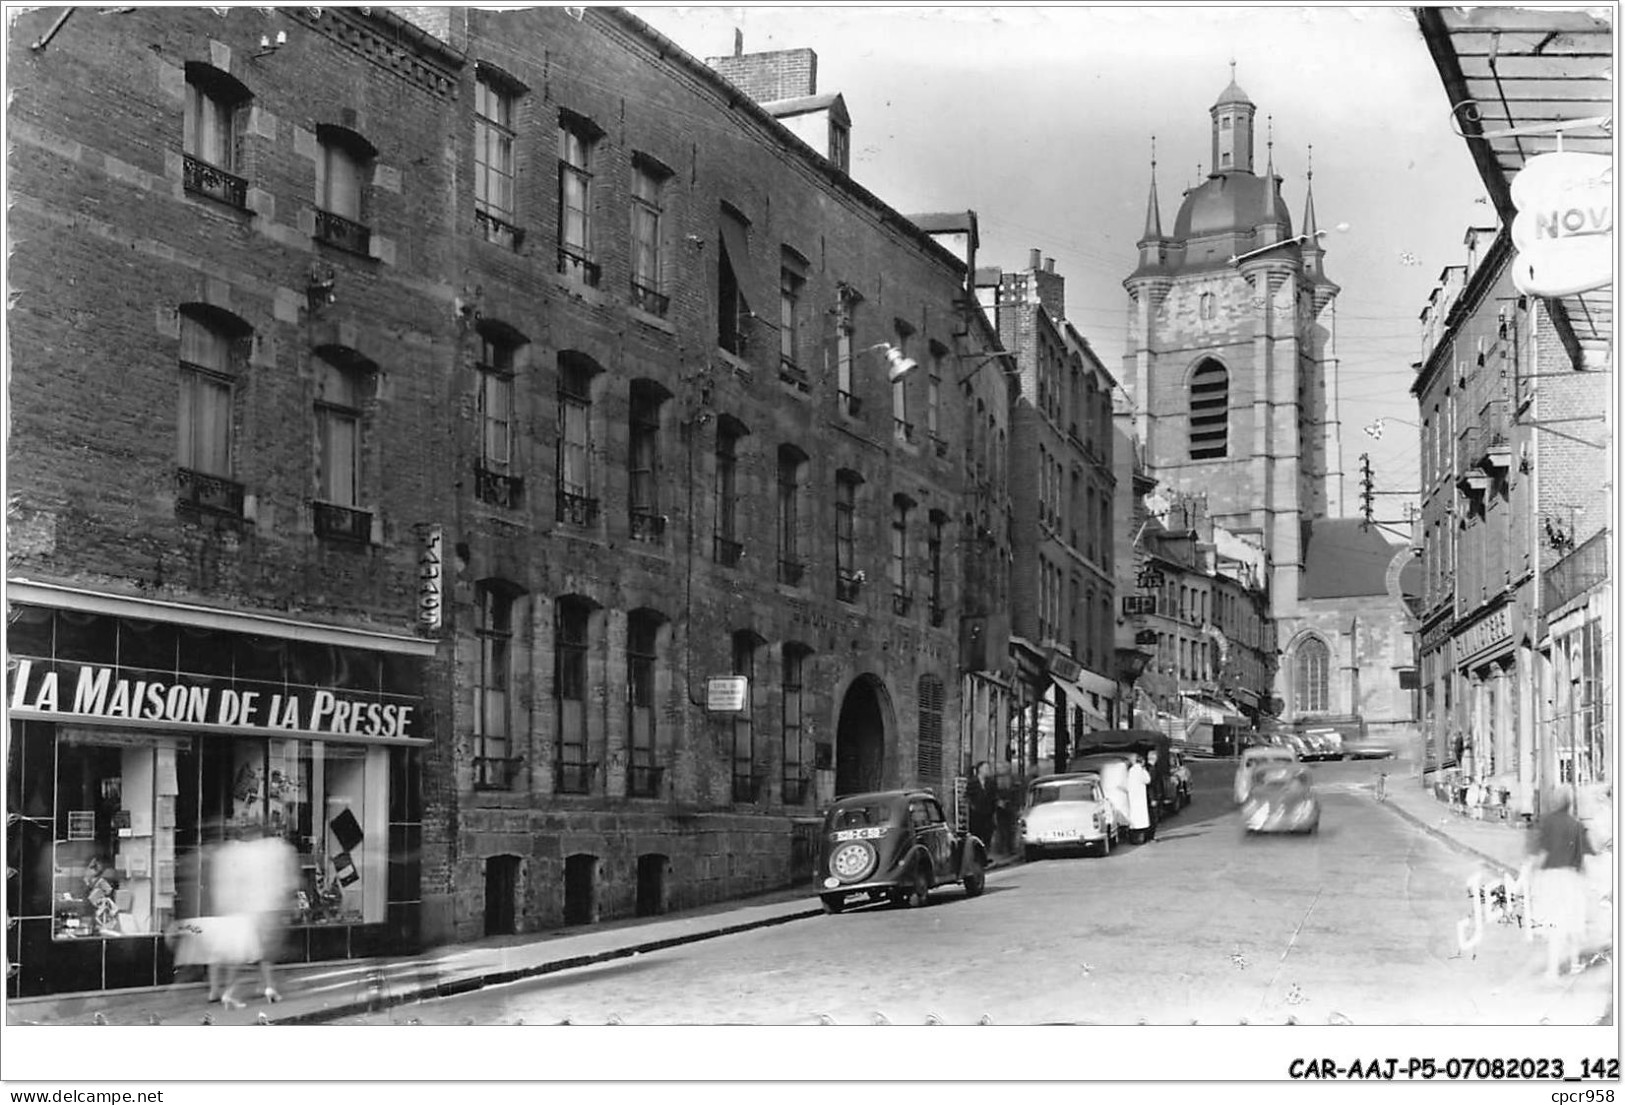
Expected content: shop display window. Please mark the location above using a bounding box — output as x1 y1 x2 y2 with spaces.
52 730 185 941
203 739 387 927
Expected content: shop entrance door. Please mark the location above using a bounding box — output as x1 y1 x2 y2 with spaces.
483 855 519 936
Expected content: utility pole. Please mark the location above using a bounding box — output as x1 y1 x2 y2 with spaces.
1359 453 1375 529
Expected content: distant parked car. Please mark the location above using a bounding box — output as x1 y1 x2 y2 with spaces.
1020 772 1117 860
1303 729 1345 761
1166 747 1193 809
1241 764 1321 835
1234 745 1298 804
815 790 987 914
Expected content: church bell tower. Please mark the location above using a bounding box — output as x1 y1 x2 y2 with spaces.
1122 72 1340 619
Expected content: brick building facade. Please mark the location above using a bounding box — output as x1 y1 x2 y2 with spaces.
978 253 1117 773
5 6 1010 994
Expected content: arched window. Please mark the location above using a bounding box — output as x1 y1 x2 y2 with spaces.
176 304 251 517
313 345 377 541
557 352 602 526
314 124 377 253
183 63 252 207
731 629 764 802
628 379 670 540
555 594 599 793
475 580 527 790
1188 358 1229 459
777 444 809 583
782 643 813 803
1294 637 1331 715
626 609 666 796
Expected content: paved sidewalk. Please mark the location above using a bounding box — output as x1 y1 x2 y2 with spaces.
1365 761 1614 987
6 857 1025 1027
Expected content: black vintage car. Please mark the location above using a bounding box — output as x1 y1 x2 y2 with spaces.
815 789 988 914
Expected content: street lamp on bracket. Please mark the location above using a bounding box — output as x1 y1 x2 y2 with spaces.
1115 644 1156 728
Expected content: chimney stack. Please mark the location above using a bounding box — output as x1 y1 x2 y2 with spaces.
1044 257 1055 274
1027 248 1042 270
733 28 743 56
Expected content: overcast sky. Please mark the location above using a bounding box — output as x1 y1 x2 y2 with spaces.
629 4 1494 522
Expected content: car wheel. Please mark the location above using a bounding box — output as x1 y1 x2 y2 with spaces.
821 894 846 914
903 862 931 908
962 861 986 898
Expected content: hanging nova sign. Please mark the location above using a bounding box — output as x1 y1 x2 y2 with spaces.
7 657 419 740
1509 152 1613 297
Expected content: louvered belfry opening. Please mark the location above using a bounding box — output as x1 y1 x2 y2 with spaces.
1188 359 1229 459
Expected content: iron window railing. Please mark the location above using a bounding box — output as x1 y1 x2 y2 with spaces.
629 509 666 542
313 501 371 543
558 246 602 287
929 603 947 627
838 390 862 417
630 279 669 317
714 535 744 566
475 464 524 509
931 433 948 458
627 764 663 798
175 467 246 519
894 419 914 443
314 208 372 257
555 759 594 795
473 756 524 791
836 571 862 603
892 590 913 616
778 558 806 586
183 155 248 209
732 772 765 804
779 358 810 392
556 489 599 527
475 206 524 250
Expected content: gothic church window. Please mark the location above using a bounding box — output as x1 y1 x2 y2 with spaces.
1188 358 1229 459
1294 636 1330 714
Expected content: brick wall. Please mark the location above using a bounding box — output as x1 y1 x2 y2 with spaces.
705 47 818 102
8 5 1013 944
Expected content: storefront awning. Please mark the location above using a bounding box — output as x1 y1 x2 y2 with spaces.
10 578 438 656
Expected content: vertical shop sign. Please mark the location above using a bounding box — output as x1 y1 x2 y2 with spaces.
417 524 443 631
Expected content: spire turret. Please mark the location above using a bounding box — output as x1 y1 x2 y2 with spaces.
1142 137 1164 239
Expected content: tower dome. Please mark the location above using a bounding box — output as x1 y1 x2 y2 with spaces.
1171 174 1294 240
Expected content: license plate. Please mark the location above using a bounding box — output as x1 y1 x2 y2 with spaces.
1044 831 1080 842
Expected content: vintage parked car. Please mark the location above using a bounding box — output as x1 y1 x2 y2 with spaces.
1166 746 1194 810
815 789 987 914
1241 764 1321 835
1234 744 1299 804
1072 730 1179 816
1019 772 1117 860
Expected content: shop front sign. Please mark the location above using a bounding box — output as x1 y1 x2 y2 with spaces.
7 657 419 739
1455 605 1513 665
1510 151 1613 298
417 524 444 631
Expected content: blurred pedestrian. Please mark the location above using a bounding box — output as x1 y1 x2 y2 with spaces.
1126 754 1153 843
967 760 998 853
1529 790 1595 979
237 827 299 1003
